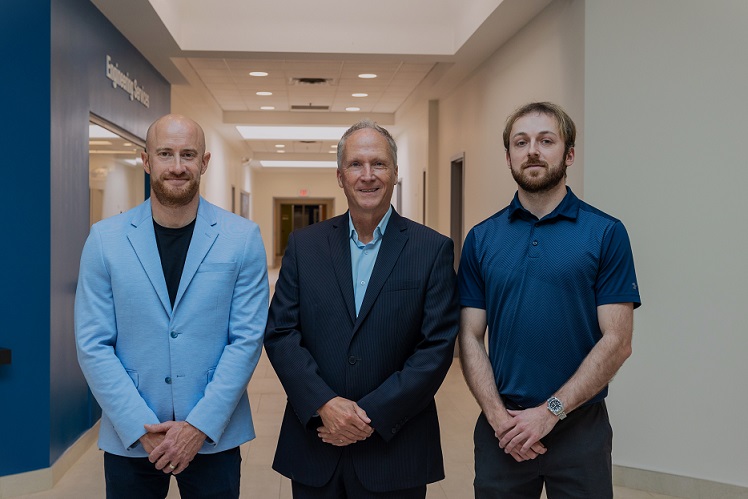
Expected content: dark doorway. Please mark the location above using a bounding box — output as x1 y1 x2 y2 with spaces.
450 156 464 270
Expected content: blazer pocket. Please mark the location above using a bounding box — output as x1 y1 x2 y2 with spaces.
197 262 237 273
382 278 420 292
126 369 139 388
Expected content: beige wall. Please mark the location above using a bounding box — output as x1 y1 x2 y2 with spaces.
436 0 585 238
585 0 748 488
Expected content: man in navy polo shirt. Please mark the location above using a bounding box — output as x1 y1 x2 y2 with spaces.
458 102 641 498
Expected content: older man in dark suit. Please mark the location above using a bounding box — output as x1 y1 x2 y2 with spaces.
264 120 459 498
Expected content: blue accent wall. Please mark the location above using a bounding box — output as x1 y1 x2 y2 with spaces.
0 0 52 475
0 0 169 476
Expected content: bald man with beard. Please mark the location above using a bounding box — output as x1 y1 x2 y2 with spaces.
75 114 268 498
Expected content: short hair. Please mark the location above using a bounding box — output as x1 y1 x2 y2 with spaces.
502 102 576 156
337 119 397 168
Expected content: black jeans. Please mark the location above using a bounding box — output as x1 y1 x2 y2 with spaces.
474 402 613 499
104 447 241 499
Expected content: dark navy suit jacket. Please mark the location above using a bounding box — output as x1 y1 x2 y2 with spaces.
264 209 459 492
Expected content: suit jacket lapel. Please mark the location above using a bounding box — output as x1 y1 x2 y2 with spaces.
173 198 218 312
126 199 171 315
354 211 408 331
330 213 356 323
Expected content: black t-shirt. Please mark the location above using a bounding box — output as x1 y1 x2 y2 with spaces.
153 218 196 308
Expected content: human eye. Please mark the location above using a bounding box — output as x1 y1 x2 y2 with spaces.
374 161 388 170
514 139 527 148
540 137 554 145
182 151 197 161
157 151 172 159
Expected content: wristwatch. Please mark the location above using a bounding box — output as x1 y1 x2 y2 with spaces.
546 396 567 420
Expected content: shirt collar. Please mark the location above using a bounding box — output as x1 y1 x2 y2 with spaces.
349 205 393 242
507 186 580 222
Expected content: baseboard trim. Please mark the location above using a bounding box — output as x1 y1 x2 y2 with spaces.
0 421 99 499
614 465 748 499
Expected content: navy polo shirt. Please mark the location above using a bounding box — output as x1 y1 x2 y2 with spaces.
458 188 641 408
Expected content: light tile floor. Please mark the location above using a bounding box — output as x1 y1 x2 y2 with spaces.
15 268 682 498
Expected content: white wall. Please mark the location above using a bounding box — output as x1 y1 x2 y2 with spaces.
584 0 748 488
251 168 348 266
437 0 585 237
394 97 432 223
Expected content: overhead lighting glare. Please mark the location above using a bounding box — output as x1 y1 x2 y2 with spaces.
275 144 285 148
358 73 377 79
260 106 275 110
237 126 349 141
256 91 273 96
89 124 120 139
260 160 337 168
352 93 368 97
249 71 268 77
88 140 112 146
276 150 286 154
346 107 361 112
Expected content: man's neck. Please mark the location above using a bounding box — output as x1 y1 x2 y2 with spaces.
517 183 567 220
151 195 200 228
349 209 387 244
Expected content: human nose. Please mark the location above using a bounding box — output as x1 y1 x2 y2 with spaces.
527 140 540 157
360 164 376 180
168 156 188 173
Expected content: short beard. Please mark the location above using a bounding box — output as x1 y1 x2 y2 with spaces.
510 159 567 194
150 175 200 207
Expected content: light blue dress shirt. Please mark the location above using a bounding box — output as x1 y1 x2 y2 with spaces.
349 206 393 316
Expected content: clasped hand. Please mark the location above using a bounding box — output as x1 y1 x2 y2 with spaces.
494 406 557 462
139 421 206 474
316 396 374 447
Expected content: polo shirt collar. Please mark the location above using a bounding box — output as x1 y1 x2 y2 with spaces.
507 186 580 222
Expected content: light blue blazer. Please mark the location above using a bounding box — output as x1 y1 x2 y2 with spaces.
75 197 268 457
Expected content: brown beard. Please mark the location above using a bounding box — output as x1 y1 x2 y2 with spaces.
511 159 567 193
150 174 200 207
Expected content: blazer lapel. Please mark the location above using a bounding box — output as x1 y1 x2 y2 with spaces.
173 198 218 312
126 200 171 315
330 213 356 323
353 211 408 331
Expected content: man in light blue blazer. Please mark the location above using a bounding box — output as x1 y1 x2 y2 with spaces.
75 114 268 498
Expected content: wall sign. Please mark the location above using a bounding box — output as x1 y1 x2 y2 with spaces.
105 55 150 108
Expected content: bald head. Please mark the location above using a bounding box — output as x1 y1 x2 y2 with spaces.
145 114 206 156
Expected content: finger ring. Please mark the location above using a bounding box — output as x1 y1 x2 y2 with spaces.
169 464 176 469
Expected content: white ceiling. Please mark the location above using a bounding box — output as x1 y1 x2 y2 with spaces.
90 0 553 167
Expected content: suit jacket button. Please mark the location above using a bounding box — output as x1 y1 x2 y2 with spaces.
170 331 178 338
348 356 357 365
391 427 397 434
165 376 172 384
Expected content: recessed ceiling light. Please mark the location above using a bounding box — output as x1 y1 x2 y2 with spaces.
260 106 275 110
358 73 377 79
237 126 350 140
352 93 368 97
330 145 337 148
123 142 132 147
277 150 286 154
88 140 112 146
346 107 361 112
275 144 285 148
249 71 268 77
256 91 273 96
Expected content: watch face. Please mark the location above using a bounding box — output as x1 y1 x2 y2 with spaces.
548 397 563 414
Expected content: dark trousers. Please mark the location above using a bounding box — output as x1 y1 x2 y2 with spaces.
291 448 427 499
474 402 613 499
104 447 241 499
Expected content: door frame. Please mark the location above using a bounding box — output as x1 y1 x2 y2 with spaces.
273 197 335 267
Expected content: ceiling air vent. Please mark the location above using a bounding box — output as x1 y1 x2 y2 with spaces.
291 104 330 111
289 77 335 86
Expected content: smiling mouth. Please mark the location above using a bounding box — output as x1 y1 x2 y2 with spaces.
359 188 379 193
